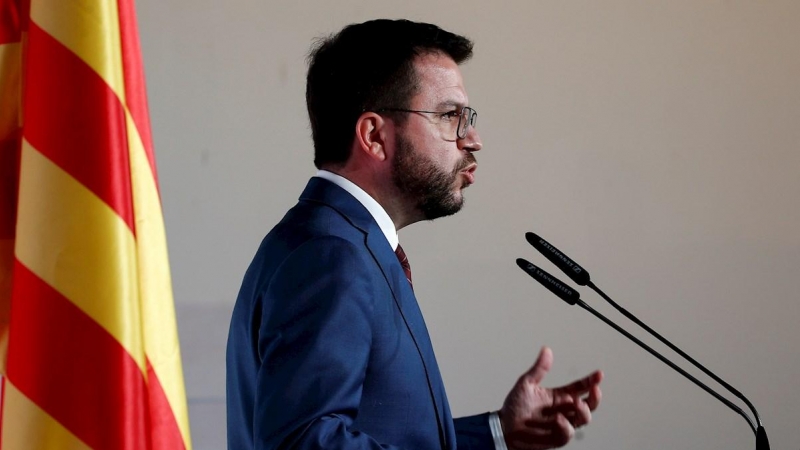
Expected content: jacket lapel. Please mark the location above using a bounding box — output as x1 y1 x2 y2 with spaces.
365 231 450 450
300 177 451 449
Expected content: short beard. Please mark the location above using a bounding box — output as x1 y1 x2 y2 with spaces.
391 133 475 221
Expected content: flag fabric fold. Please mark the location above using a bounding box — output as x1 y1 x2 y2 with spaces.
0 1 191 449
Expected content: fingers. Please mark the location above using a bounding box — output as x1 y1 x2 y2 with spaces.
543 396 592 429
551 370 602 424
586 382 602 411
511 413 575 449
574 398 592 427
553 369 603 397
521 346 553 385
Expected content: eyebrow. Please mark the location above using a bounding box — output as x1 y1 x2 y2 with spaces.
434 100 466 110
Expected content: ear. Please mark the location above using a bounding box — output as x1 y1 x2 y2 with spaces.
354 112 389 162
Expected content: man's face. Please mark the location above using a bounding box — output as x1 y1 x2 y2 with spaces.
390 52 482 221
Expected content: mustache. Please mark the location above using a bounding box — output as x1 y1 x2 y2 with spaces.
456 153 477 172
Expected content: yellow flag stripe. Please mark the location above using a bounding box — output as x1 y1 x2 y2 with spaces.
15 140 145 374
126 113 192 446
0 42 22 140
29 0 126 105
1 380 93 450
27 1 191 442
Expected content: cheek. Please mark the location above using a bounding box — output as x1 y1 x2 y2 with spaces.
432 147 458 172
444 145 465 169
405 129 461 170
414 136 448 165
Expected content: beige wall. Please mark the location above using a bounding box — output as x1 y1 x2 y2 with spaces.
137 1 800 449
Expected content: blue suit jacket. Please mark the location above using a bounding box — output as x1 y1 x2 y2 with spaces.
227 178 494 449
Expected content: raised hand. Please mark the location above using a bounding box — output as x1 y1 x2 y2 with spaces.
499 347 603 450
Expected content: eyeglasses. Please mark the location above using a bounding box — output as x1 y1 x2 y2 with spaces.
375 106 477 140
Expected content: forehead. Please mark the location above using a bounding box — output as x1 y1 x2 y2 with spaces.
410 52 468 109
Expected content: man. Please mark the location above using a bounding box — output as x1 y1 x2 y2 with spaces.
227 19 602 450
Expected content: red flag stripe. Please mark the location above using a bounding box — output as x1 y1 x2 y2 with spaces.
117 0 159 188
7 260 148 450
0 0 21 44
0 137 19 239
146 360 187 450
23 21 135 233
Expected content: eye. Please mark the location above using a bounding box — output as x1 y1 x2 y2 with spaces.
440 110 460 121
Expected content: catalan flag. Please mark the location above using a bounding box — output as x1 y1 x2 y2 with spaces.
0 0 191 449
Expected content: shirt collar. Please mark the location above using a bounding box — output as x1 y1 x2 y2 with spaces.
315 170 399 250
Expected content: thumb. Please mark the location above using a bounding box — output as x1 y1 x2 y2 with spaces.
522 346 553 385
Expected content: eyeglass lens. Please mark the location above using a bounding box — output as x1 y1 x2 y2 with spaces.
458 108 476 139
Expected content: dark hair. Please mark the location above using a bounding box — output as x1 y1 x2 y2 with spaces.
306 19 473 168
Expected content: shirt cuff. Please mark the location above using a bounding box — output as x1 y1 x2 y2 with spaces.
488 411 508 450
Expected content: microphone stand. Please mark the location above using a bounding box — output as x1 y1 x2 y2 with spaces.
586 280 769 448
516 256 770 449
524 232 770 449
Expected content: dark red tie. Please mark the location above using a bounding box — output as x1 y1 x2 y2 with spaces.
395 244 413 288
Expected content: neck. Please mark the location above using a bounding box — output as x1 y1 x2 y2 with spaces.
322 166 421 231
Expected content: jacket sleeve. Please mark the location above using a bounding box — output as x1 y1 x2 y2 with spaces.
252 236 401 449
454 413 496 450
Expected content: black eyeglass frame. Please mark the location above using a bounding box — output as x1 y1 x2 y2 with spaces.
373 106 477 140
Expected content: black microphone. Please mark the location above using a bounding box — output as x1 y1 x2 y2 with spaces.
515 258 580 305
516 258 762 447
523 233 769 449
524 233 590 286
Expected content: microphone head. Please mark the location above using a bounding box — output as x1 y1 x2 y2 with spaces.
525 232 591 286
516 258 581 305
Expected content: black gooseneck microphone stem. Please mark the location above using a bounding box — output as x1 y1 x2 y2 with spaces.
574 298 757 435
525 231 766 442
586 280 764 428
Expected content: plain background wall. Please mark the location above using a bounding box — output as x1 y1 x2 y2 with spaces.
136 1 799 449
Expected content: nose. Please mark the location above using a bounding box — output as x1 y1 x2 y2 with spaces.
458 125 482 152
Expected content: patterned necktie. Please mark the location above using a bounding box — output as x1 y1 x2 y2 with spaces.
395 244 413 288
